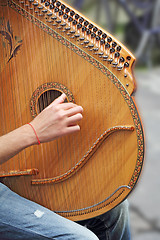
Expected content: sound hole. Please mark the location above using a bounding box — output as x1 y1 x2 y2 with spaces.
37 90 67 113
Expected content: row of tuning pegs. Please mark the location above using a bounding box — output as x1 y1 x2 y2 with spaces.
21 0 132 79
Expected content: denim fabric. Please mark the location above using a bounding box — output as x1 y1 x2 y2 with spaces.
0 183 98 240
0 183 130 240
77 200 131 240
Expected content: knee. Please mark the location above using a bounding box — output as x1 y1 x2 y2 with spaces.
99 200 130 239
75 226 99 240
118 199 130 222
110 200 131 238
99 200 130 229
111 200 130 225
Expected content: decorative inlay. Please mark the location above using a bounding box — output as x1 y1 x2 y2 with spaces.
0 168 39 177
30 82 75 117
54 185 131 217
0 17 22 62
32 125 134 185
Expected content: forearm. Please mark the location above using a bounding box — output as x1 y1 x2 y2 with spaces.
0 94 83 165
0 124 37 164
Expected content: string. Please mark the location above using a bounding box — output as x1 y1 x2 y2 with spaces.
6 7 20 182
43 22 60 209
48 17 62 210
37 27 52 208
19 1 34 200
81 26 95 207
20 0 43 204
69 28 81 210
0 13 8 176
57 17 72 211
60 20 74 211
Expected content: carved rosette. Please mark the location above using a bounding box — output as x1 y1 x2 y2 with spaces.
30 82 75 118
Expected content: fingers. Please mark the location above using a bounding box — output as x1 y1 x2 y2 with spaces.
47 94 80 111
47 94 83 117
67 112 83 125
65 125 81 135
47 93 67 108
59 102 78 110
54 93 66 104
64 105 83 117
44 93 83 135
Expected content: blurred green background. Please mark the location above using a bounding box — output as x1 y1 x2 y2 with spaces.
64 0 160 68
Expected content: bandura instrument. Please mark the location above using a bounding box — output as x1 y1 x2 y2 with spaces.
0 0 144 221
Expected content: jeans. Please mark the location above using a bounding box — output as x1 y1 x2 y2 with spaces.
0 183 131 240
78 200 131 240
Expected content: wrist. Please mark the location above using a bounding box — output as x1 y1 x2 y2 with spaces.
20 124 38 147
27 123 41 145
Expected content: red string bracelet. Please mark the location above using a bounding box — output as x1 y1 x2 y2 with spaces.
28 123 41 145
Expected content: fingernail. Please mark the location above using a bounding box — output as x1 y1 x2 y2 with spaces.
80 106 83 112
61 93 66 100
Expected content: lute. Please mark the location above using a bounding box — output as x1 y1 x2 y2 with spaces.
0 0 144 221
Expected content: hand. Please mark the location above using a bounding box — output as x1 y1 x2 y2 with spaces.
30 93 83 144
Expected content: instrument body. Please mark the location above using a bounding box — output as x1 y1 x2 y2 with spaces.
0 0 144 221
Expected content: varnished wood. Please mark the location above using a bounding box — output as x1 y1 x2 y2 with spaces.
0 0 144 221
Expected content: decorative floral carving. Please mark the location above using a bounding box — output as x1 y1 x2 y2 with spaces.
0 18 22 63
